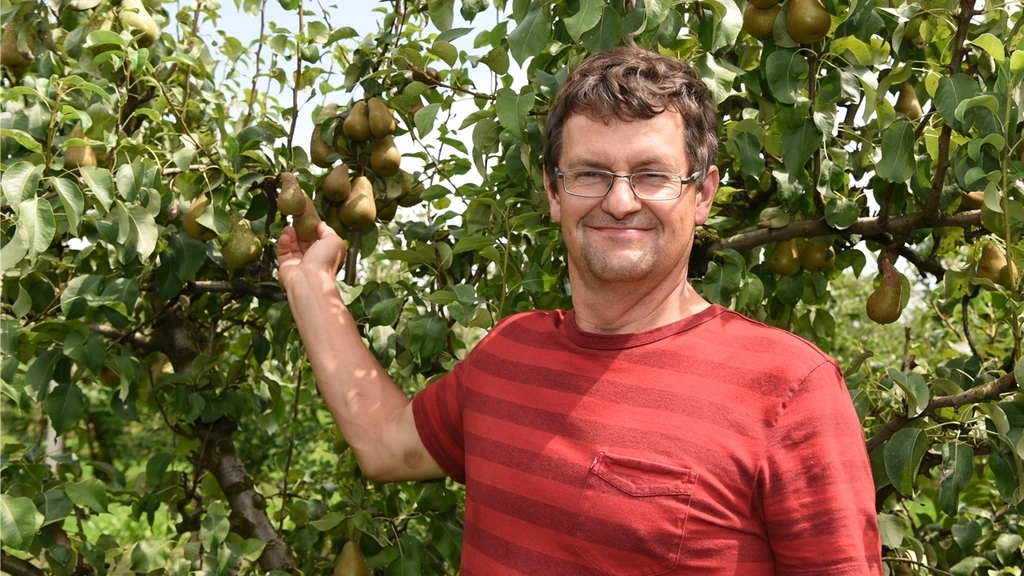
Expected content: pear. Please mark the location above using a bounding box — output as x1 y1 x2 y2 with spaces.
340 176 376 231
743 3 781 39
310 125 337 168
376 199 398 223
397 171 425 207
183 194 217 241
324 204 348 238
1 14 33 71
957 191 984 212
65 124 98 170
785 0 831 44
751 0 779 7
278 172 307 216
799 241 835 273
866 254 903 324
894 82 923 121
370 135 401 177
323 164 352 202
767 238 800 276
293 195 321 242
367 97 396 138
333 540 369 576
119 0 160 48
221 219 263 269
977 243 1016 290
343 101 371 141
412 67 441 85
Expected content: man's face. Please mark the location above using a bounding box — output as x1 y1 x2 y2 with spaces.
545 111 718 288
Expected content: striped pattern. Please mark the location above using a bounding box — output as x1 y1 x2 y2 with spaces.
413 305 882 575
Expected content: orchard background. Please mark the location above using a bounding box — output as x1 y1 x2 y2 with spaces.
1 0 1023 574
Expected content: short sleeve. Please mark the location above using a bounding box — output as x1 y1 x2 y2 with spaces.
412 363 467 484
758 361 883 575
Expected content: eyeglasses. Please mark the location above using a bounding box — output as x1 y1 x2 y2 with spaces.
555 168 703 201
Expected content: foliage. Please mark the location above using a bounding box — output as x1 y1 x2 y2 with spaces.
1 0 1023 574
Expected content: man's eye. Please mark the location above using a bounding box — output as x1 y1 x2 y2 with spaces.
634 173 673 184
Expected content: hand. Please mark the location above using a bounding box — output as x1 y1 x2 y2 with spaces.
276 221 346 292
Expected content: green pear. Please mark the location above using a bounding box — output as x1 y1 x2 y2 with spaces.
119 0 160 47
323 164 352 202
340 176 376 231
370 135 400 177
65 124 98 170
293 195 321 241
367 97 396 138
221 219 263 269
278 172 307 216
343 101 370 141
183 194 217 241
785 0 831 44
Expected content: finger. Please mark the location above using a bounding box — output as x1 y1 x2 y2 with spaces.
277 226 298 259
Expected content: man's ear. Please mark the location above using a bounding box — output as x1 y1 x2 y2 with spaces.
694 165 719 226
544 169 562 223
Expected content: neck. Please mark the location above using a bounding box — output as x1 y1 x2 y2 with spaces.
569 271 711 334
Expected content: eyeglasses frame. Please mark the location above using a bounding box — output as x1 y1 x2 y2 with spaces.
554 167 705 201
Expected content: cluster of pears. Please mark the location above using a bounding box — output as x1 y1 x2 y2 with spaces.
766 238 836 276
305 96 426 238
278 171 324 241
866 252 905 325
742 0 831 44
975 242 1017 291
182 193 264 270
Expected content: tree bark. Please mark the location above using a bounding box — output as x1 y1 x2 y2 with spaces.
198 419 296 572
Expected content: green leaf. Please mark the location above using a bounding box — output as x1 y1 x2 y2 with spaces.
0 128 43 153
52 177 85 234
887 367 930 418
876 513 904 549
44 382 85 435
824 197 860 229
368 325 398 368
951 521 982 556
130 539 174 572
480 45 509 75
995 533 1024 566
428 40 457 67
427 0 454 31
582 7 622 52
309 511 346 531
115 162 145 202
35 489 74 526
0 161 43 207
564 0 603 42
200 511 230 549
369 297 405 327
884 427 928 497
781 120 821 174
508 3 551 66
766 50 809 105
415 103 441 137
80 166 116 213
936 442 974 515
63 330 106 374
934 74 979 133
0 494 42 551
1 225 29 272
26 349 63 397
702 261 741 304
65 477 109 513
969 33 1004 63
17 198 56 260
495 88 535 143
406 314 449 363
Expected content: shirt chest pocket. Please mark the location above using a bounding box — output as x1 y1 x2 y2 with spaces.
573 452 697 576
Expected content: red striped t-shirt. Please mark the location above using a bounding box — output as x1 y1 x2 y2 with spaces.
412 304 882 575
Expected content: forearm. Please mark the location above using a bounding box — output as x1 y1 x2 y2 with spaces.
285 270 416 479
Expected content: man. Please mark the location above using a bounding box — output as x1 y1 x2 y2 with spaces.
278 45 882 575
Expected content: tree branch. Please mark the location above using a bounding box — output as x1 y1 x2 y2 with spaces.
88 323 155 351
706 210 982 255
0 551 45 576
198 419 296 572
186 280 286 302
866 370 1018 452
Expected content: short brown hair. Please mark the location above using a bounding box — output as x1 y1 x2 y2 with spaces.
543 46 718 190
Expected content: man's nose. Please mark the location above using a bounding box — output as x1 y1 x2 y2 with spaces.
601 176 644 219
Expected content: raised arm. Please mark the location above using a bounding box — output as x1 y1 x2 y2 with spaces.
277 222 444 482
